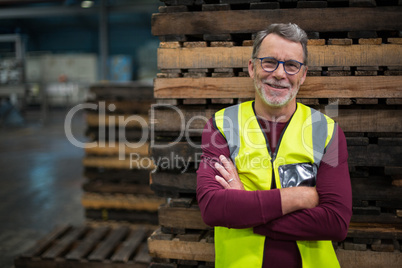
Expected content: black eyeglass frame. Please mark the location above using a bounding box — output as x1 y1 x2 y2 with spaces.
255 57 305 75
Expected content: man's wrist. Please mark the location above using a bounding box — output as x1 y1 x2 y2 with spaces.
279 187 318 215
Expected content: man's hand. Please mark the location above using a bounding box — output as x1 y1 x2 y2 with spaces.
213 154 318 215
214 155 245 190
280 187 319 215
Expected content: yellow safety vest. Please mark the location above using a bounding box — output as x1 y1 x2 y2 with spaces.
213 101 339 268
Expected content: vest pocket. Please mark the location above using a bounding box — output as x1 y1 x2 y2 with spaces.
278 163 317 188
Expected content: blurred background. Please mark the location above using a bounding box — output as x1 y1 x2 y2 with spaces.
0 1 161 267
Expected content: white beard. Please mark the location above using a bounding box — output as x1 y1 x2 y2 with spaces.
254 77 299 107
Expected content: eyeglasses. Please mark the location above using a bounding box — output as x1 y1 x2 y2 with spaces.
255 57 304 75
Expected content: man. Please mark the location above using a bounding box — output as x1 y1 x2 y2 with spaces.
196 23 352 268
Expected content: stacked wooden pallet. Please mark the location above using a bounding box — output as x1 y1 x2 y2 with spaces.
14 224 153 268
148 0 402 267
82 82 165 225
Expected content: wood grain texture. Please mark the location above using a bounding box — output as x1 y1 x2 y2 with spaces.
157 44 402 69
158 204 209 230
81 192 164 211
85 142 150 156
336 249 402 268
148 229 215 262
152 7 402 36
83 156 156 170
154 76 402 99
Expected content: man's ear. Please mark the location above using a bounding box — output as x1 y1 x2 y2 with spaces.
248 59 255 79
300 66 308 85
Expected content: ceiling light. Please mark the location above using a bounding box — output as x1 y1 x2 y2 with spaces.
81 1 94 8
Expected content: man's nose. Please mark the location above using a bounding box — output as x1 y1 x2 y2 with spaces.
272 62 287 79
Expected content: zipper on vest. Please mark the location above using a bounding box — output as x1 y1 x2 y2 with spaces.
252 102 298 190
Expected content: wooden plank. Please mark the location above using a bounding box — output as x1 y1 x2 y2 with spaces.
152 107 402 133
14 259 150 268
351 177 402 206
152 7 402 36
86 113 149 128
336 249 402 268
328 39 353 45
85 209 158 224
147 229 215 262
111 226 147 262
151 142 200 167
88 226 130 261
65 226 109 260
348 223 402 240
85 142 150 157
81 192 164 211
86 127 146 143
82 181 154 195
349 0 377 7
83 156 156 170
150 172 197 197
157 44 402 69
336 109 402 133
133 243 152 264
348 144 402 166
151 106 214 133
42 226 87 259
20 225 71 258
351 213 402 224
154 76 402 99
88 100 153 114
84 169 150 184
90 82 154 100
158 204 210 230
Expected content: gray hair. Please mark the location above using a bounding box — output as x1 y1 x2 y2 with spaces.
252 23 308 65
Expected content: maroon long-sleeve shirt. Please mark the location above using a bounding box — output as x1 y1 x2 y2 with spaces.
196 115 352 268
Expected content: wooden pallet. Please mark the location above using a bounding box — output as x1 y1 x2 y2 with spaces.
14 224 154 268
148 226 402 268
149 1 402 267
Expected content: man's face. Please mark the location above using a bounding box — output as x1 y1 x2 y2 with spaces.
248 33 307 108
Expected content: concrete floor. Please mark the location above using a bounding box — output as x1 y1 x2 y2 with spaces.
0 107 86 268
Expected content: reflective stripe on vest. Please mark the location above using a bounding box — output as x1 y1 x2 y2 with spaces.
213 101 339 268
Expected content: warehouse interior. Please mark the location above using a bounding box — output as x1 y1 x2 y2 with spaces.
0 0 160 267
1 0 402 268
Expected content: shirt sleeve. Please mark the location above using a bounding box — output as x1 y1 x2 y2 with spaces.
196 118 283 229
253 125 353 242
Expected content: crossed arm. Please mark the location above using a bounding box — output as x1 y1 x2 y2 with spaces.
196 119 353 241
214 154 319 216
